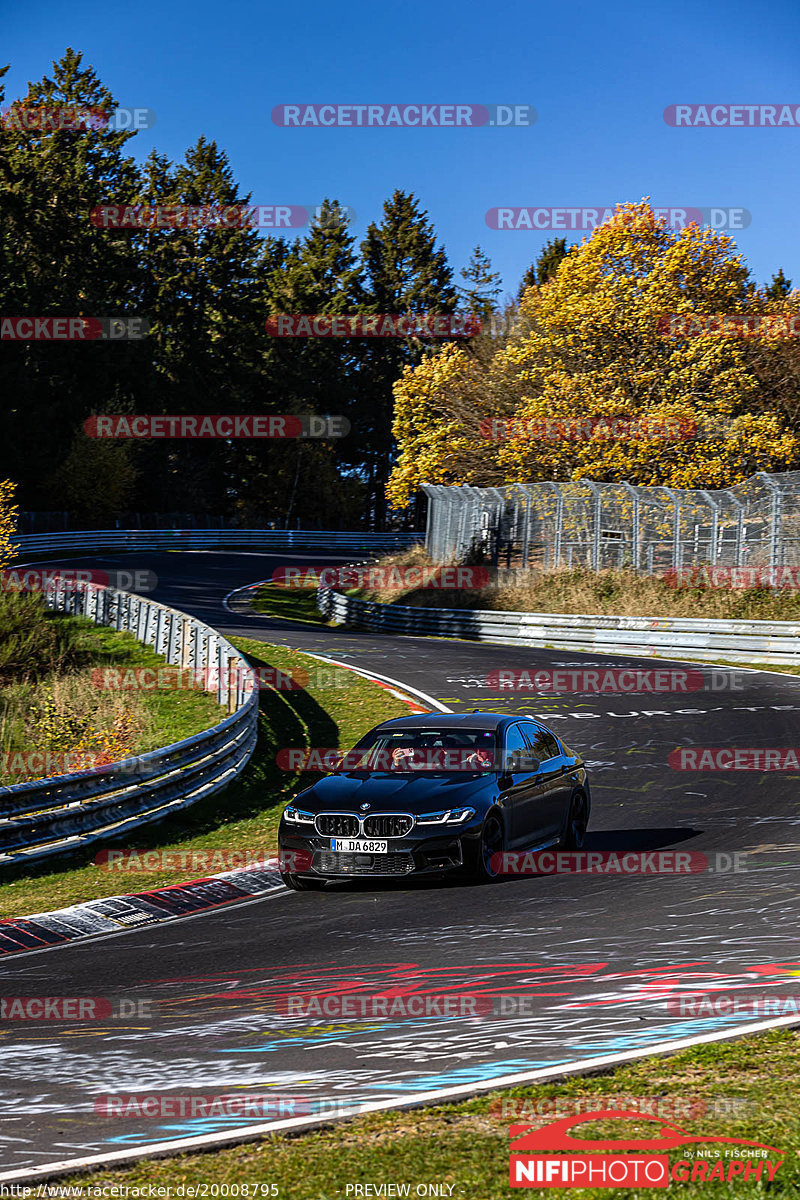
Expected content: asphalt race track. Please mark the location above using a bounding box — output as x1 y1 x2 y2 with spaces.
1 551 800 1176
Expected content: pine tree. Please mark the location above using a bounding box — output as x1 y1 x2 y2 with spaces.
518 263 538 296
517 237 570 296
766 269 792 300
359 190 457 524
239 200 366 526
0 49 142 509
458 246 503 324
131 137 268 514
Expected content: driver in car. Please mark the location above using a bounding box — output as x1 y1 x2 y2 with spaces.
462 747 494 770
391 744 419 770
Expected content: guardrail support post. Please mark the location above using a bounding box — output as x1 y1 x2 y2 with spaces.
180 618 192 670
227 655 237 714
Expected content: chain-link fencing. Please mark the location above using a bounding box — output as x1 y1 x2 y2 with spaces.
422 472 800 574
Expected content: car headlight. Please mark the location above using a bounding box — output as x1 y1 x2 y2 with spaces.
417 807 476 825
283 805 315 824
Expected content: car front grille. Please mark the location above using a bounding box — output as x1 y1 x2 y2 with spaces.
363 814 414 837
314 851 414 877
315 813 359 837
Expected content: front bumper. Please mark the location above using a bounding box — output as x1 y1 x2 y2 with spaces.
279 827 479 878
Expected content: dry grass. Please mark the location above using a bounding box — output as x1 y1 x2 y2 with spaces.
354 550 800 620
0 672 152 782
0 617 222 786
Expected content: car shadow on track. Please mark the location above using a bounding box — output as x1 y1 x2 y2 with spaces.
310 826 704 895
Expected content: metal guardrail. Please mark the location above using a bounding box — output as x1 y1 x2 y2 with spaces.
0 580 258 869
14 530 422 557
317 588 800 666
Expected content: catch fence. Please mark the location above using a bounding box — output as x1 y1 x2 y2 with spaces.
422 472 800 574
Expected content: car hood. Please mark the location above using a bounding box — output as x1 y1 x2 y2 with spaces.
297 772 492 813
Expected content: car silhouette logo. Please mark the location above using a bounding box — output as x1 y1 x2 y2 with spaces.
509 1111 783 1155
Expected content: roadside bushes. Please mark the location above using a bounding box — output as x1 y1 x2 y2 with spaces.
0 590 86 683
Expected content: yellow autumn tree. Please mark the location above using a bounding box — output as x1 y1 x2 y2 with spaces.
387 342 510 508
388 201 798 505
0 479 19 572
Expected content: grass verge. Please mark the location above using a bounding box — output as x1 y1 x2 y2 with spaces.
0 618 223 783
251 584 331 625
72 1028 800 1196
0 638 411 917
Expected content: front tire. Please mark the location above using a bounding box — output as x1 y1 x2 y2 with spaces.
280 872 327 891
467 811 505 883
562 791 589 850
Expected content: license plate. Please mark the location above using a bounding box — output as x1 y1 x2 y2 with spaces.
331 838 388 853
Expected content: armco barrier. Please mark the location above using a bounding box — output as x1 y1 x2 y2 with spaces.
0 579 258 869
15 529 421 557
317 588 800 666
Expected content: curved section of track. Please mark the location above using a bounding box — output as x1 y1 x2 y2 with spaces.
1 551 800 1178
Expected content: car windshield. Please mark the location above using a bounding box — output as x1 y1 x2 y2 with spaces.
335 728 498 774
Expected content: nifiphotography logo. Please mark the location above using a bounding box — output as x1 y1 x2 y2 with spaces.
508 1110 784 1188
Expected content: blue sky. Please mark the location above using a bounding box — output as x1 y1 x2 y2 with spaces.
4 0 800 298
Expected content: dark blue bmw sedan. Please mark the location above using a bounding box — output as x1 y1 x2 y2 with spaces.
278 712 590 889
